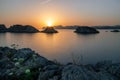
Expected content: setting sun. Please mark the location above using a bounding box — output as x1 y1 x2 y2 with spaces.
47 21 53 27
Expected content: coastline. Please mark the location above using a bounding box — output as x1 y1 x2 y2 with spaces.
0 47 120 80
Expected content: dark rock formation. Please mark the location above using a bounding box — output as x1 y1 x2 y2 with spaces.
8 25 39 33
111 30 120 32
74 26 99 34
0 47 120 80
0 24 7 33
0 47 55 80
41 27 58 33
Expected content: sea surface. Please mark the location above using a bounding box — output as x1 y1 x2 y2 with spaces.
0 29 120 64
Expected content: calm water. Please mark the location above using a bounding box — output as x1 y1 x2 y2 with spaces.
0 29 120 64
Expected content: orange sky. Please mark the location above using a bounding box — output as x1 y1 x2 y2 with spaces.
0 0 120 29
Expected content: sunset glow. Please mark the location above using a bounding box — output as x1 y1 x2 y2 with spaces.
47 20 53 27
0 0 120 28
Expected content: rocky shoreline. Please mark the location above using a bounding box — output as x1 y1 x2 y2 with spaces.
0 47 120 80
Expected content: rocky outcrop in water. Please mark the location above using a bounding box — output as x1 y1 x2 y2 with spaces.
111 30 120 32
74 26 99 34
8 25 39 33
41 27 58 33
0 47 120 80
0 24 7 33
0 24 40 33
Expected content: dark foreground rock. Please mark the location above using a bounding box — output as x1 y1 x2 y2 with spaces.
41 27 58 33
8 25 39 33
74 26 99 34
0 24 7 33
0 47 120 80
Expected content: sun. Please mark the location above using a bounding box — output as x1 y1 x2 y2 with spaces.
47 21 53 27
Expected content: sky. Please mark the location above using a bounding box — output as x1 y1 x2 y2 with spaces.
0 0 120 28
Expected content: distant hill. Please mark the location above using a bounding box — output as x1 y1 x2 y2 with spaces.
54 25 120 29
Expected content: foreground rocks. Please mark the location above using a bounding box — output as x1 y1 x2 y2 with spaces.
41 27 58 33
74 26 99 34
0 47 120 80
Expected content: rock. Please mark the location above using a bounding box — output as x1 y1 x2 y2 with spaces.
0 47 55 80
107 63 120 78
95 60 113 71
0 58 14 69
0 24 7 33
8 25 39 33
13 48 34 61
43 65 59 71
37 64 62 80
61 65 118 80
61 65 98 80
38 70 57 80
74 26 99 34
41 27 58 33
97 71 119 80
24 55 54 68
111 30 120 32
0 47 120 80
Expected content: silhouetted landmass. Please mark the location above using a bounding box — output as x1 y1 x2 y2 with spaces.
0 24 39 33
54 25 120 29
0 47 120 80
93 25 120 29
41 27 58 33
0 24 7 33
8 25 39 33
74 26 99 34
111 29 120 32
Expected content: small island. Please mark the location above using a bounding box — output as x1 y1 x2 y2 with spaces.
8 25 39 33
0 24 40 33
111 29 120 32
0 24 7 33
74 26 99 34
41 27 58 33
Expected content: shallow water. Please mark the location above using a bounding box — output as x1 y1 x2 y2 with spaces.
0 29 120 64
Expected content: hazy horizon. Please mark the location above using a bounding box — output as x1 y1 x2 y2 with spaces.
0 0 120 29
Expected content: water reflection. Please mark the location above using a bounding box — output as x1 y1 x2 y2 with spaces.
0 30 120 64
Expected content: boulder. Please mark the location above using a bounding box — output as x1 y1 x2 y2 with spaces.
37 65 61 80
0 24 7 33
41 27 58 33
8 25 39 33
74 26 99 34
61 65 118 80
107 63 120 78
